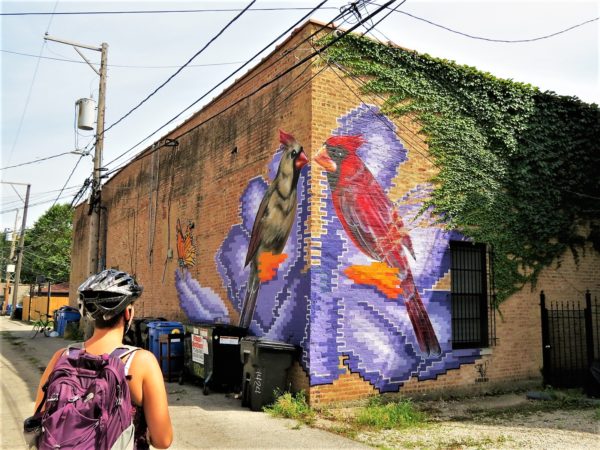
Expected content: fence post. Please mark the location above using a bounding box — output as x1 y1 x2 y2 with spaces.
584 289 594 367
540 291 550 385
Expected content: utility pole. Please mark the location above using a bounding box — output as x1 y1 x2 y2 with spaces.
6 183 30 319
44 34 108 276
2 212 19 313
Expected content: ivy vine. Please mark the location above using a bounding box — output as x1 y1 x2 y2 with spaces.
322 34 600 303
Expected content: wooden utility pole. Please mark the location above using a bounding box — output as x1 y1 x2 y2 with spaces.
10 183 30 318
2 211 18 313
44 35 108 276
89 42 108 275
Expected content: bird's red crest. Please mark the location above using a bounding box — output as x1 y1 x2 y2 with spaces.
325 135 364 152
279 130 296 146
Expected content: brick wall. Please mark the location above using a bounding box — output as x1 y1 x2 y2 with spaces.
307 53 600 405
70 21 599 406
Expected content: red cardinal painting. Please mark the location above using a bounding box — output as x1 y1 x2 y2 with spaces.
238 130 309 328
314 135 441 356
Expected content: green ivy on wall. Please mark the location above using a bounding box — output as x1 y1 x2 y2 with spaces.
322 34 600 303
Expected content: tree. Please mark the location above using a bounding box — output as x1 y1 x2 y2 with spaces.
21 204 73 284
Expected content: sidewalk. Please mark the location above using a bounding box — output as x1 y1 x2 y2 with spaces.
0 316 368 449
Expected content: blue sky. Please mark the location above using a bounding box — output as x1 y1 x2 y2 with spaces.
1 0 598 231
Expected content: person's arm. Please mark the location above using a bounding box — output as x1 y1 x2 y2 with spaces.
138 350 173 449
33 349 64 413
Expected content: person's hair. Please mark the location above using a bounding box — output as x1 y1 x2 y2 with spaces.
94 310 126 329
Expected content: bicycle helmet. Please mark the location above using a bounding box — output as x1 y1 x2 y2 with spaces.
78 269 143 320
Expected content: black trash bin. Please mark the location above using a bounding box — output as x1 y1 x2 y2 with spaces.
183 323 246 395
240 337 297 411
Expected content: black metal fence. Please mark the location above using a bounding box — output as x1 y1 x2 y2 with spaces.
540 290 599 388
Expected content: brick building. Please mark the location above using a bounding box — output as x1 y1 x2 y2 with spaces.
70 20 599 404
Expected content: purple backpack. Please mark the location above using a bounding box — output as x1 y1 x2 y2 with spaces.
35 345 138 449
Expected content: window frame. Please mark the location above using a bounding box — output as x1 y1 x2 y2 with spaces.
450 240 490 349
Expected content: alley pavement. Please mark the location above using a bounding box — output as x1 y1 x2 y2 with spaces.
0 316 368 449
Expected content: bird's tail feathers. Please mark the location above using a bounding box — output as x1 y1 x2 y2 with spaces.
404 289 441 357
239 265 260 328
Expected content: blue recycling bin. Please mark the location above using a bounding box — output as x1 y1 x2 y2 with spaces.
57 308 81 336
147 321 184 377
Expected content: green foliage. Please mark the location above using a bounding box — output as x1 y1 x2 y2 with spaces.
356 397 425 429
322 34 600 302
264 390 316 424
21 204 73 284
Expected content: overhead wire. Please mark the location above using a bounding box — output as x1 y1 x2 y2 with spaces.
0 152 74 171
1 49 245 68
103 0 338 169
1 6 340 16
102 0 257 135
51 155 85 208
104 0 397 176
383 7 599 43
0 193 77 215
5 0 60 165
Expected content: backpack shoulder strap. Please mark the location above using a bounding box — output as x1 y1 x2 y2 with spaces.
111 345 139 360
64 341 85 356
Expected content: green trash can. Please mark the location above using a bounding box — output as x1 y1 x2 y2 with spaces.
183 323 246 395
240 337 297 411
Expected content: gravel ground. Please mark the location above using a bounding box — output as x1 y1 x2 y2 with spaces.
316 393 600 449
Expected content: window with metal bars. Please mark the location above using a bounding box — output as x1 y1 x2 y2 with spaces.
450 241 495 349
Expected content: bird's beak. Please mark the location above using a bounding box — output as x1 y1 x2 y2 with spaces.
314 146 336 172
295 150 309 170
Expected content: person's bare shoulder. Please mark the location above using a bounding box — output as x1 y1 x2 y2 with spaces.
131 349 161 370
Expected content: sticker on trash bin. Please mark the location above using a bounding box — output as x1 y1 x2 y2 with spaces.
219 336 239 345
192 334 205 363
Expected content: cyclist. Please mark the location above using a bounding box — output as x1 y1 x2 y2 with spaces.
33 269 173 449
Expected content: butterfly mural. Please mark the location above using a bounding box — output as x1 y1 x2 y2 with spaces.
176 219 196 269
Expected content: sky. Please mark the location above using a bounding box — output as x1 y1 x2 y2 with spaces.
1 0 598 232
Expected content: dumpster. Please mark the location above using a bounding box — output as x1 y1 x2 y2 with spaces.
183 324 246 395
56 307 81 336
148 321 184 378
240 337 297 411
14 305 23 320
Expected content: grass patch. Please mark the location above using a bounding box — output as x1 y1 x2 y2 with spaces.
264 391 316 424
594 407 600 421
356 397 425 429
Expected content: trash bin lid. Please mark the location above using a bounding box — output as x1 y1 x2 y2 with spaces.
242 336 296 352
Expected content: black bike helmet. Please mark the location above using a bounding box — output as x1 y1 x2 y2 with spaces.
78 269 143 320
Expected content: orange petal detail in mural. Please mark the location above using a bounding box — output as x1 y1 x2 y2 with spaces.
344 262 403 299
257 252 288 282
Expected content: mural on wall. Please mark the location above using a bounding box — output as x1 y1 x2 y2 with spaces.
175 218 230 323
310 104 481 392
239 131 309 328
175 130 311 350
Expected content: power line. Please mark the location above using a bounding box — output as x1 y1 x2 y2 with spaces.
1 6 340 16
103 0 338 169
103 0 257 135
1 187 79 209
388 8 599 43
0 193 75 215
51 155 85 208
1 49 245 69
104 0 398 178
5 0 60 165
0 152 73 171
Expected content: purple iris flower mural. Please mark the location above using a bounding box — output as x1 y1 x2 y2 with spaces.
311 104 480 392
175 142 310 353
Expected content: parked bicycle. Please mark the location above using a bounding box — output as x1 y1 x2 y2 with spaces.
30 311 55 338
